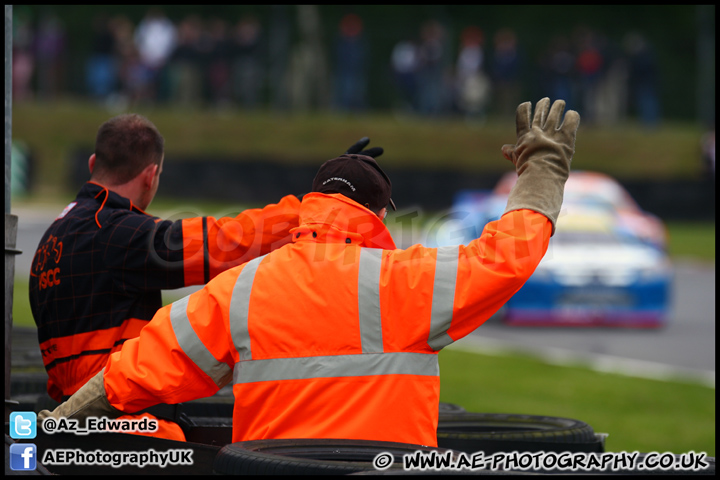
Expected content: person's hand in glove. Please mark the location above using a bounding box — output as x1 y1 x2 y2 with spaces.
345 137 384 159
501 97 580 234
37 370 126 429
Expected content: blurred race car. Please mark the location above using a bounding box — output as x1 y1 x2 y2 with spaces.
493 170 668 248
427 171 672 328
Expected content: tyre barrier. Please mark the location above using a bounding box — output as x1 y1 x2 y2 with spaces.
212 438 460 475
438 402 466 416
436 413 604 454
7 384 602 457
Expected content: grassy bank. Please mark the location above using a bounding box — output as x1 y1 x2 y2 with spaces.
439 347 714 456
12 99 708 197
664 221 716 261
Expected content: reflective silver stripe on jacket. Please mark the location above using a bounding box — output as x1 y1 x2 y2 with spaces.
427 246 459 351
169 295 232 387
357 246 460 353
358 248 384 353
224 245 455 386
228 255 266 361
233 352 439 384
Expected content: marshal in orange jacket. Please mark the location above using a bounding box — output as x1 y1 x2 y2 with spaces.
102 192 551 446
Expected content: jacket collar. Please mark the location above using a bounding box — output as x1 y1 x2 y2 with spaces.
291 193 396 250
78 182 150 228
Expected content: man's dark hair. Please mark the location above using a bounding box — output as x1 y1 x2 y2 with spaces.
92 114 164 184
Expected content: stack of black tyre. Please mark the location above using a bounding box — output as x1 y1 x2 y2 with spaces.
209 402 613 475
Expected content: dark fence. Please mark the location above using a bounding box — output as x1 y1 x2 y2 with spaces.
621 179 715 221
71 152 715 221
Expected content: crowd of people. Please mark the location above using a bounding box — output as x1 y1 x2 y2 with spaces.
390 21 662 127
12 7 661 126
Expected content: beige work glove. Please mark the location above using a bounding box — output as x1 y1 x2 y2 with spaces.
501 97 580 235
37 369 125 428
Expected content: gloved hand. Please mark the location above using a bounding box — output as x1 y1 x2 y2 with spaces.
345 137 384 159
37 369 125 428
501 97 580 234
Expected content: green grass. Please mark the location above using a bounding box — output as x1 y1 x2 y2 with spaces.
438 347 714 456
12 279 34 329
665 221 716 261
12 99 708 197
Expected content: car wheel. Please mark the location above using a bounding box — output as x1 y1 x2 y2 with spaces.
213 438 457 475
437 413 603 454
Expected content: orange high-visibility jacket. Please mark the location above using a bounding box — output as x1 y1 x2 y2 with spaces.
103 192 551 446
29 182 300 404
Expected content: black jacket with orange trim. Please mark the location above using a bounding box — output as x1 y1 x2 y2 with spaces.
29 181 300 401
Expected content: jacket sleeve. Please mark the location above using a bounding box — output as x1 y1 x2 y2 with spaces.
179 194 301 284
106 194 301 291
103 266 245 413
381 209 551 352
444 209 551 342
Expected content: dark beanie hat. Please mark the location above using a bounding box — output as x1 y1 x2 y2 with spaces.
312 154 396 212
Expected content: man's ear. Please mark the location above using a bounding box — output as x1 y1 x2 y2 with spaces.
142 163 159 190
88 154 96 174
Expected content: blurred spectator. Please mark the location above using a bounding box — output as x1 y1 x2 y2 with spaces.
288 5 330 111
574 26 605 124
35 11 66 100
594 36 627 125
231 15 264 110
333 13 368 112
491 28 521 118
85 13 118 101
123 46 155 105
133 8 177 103
624 31 660 128
206 18 233 108
390 38 420 113
166 15 204 108
541 35 575 109
109 15 138 106
12 7 35 102
416 20 450 116
454 26 491 121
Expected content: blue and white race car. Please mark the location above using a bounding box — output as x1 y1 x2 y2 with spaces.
427 171 672 328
